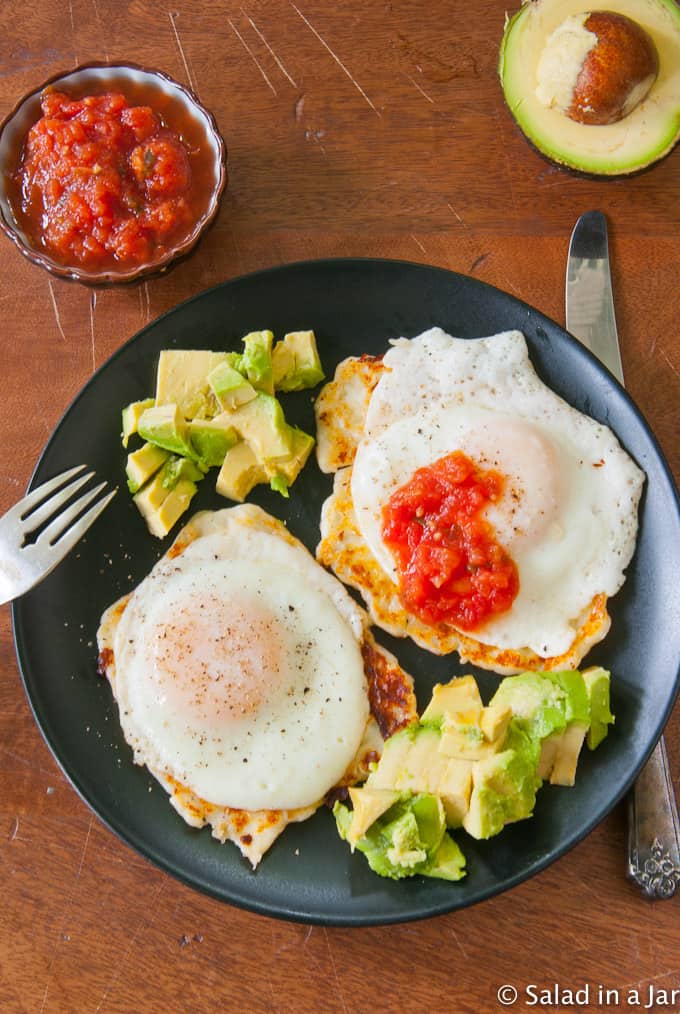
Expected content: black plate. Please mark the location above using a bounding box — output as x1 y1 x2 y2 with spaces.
12 259 680 925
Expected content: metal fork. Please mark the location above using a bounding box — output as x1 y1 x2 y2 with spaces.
0 465 116 605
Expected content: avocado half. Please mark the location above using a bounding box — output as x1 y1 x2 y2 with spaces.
499 0 680 175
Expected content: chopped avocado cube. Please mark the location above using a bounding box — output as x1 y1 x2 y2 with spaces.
125 441 170 494
155 350 230 420
420 676 483 724
264 426 315 483
137 404 196 460
208 361 257 412
366 725 449 796
334 793 465 882
227 392 293 460
272 330 325 392
490 671 571 743
480 703 513 744
439 710 491 761
439 758 474 827
424 832 467 882
239 330 275 394
122 398 155 448
215 441 266 502
548 722 589 786
133 471 198 539
462 724 540 840
582 666 614 750
160 455 205 490
269 472 289 498
346 787 401 845
189 414 240 468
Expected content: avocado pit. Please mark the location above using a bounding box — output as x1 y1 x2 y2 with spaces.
536 10 659 125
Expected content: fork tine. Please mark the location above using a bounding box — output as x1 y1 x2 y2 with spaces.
2 465 89 527
41 488 117 560
37 481 110 546
20 469 96 532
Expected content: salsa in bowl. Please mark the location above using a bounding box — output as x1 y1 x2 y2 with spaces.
0 62 227 283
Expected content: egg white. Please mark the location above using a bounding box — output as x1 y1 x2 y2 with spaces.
350 328 644 658
103 506 370 812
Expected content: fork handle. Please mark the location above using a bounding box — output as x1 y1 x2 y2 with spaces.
627 735 680 899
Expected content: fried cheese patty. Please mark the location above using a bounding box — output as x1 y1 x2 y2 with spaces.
315 328 644 675
97 505 416 866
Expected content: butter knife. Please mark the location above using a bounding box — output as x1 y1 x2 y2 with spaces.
566 210 680 899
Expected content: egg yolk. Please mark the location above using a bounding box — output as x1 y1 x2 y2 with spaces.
381 451 519 630
150 592 284 727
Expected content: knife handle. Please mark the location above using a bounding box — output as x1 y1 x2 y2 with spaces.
627 735 680 898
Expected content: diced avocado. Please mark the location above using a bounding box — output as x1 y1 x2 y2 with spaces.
346 787 401 845
215 441 266 502
188 414 240 468
420 676 483 724
269 473 290 498
439 702 512 761
582 666 614 750
462 725 540 840
480 703 513 744
272 330 325 392
208 361 257 412
366 725 449 795
490 671 573 742
132 472 198 539
239 330 275 394
227 392 293 460
155 350 229 419
425 832 467 882
125 441 170 494
137 404 196 460
439 710 490 761
334 793 465 881
121 398 155 448
548 721 589 787
159 455 205 489
438 758 474 827
264 426 316 497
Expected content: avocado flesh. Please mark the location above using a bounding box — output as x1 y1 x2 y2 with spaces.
499 0 680 174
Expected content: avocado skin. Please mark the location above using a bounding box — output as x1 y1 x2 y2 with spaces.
498 0 680 176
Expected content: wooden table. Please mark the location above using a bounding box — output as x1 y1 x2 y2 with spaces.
1 2 678 1011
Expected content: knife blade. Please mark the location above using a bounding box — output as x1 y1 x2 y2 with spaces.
566 210 680 899
566 210 623 381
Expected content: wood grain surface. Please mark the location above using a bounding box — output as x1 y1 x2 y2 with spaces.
0 2 678 1012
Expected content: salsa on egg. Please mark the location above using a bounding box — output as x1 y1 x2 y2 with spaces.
13 89 207 270
381 451 519 631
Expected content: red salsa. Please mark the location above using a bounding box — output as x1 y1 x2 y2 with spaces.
381 451 519 631
13 90 204 270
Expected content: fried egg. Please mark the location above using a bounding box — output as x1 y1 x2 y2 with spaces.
97 505 416 865
316 328 644 673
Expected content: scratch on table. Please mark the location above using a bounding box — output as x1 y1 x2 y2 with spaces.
47 279 67 342
448 925 470 959
290 3 381 117
404 72 434 104
470 252 489 272
168 10 199 96
68 0 78 63
447 201 465 227
94 881 167 1013
295 94 305 121
91 0 110 61
322 927 348 1013
8 816 19 841
244 11 298 88
229 18 277 95
410 234 427 254
660 347 680 382
89 291 97 372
